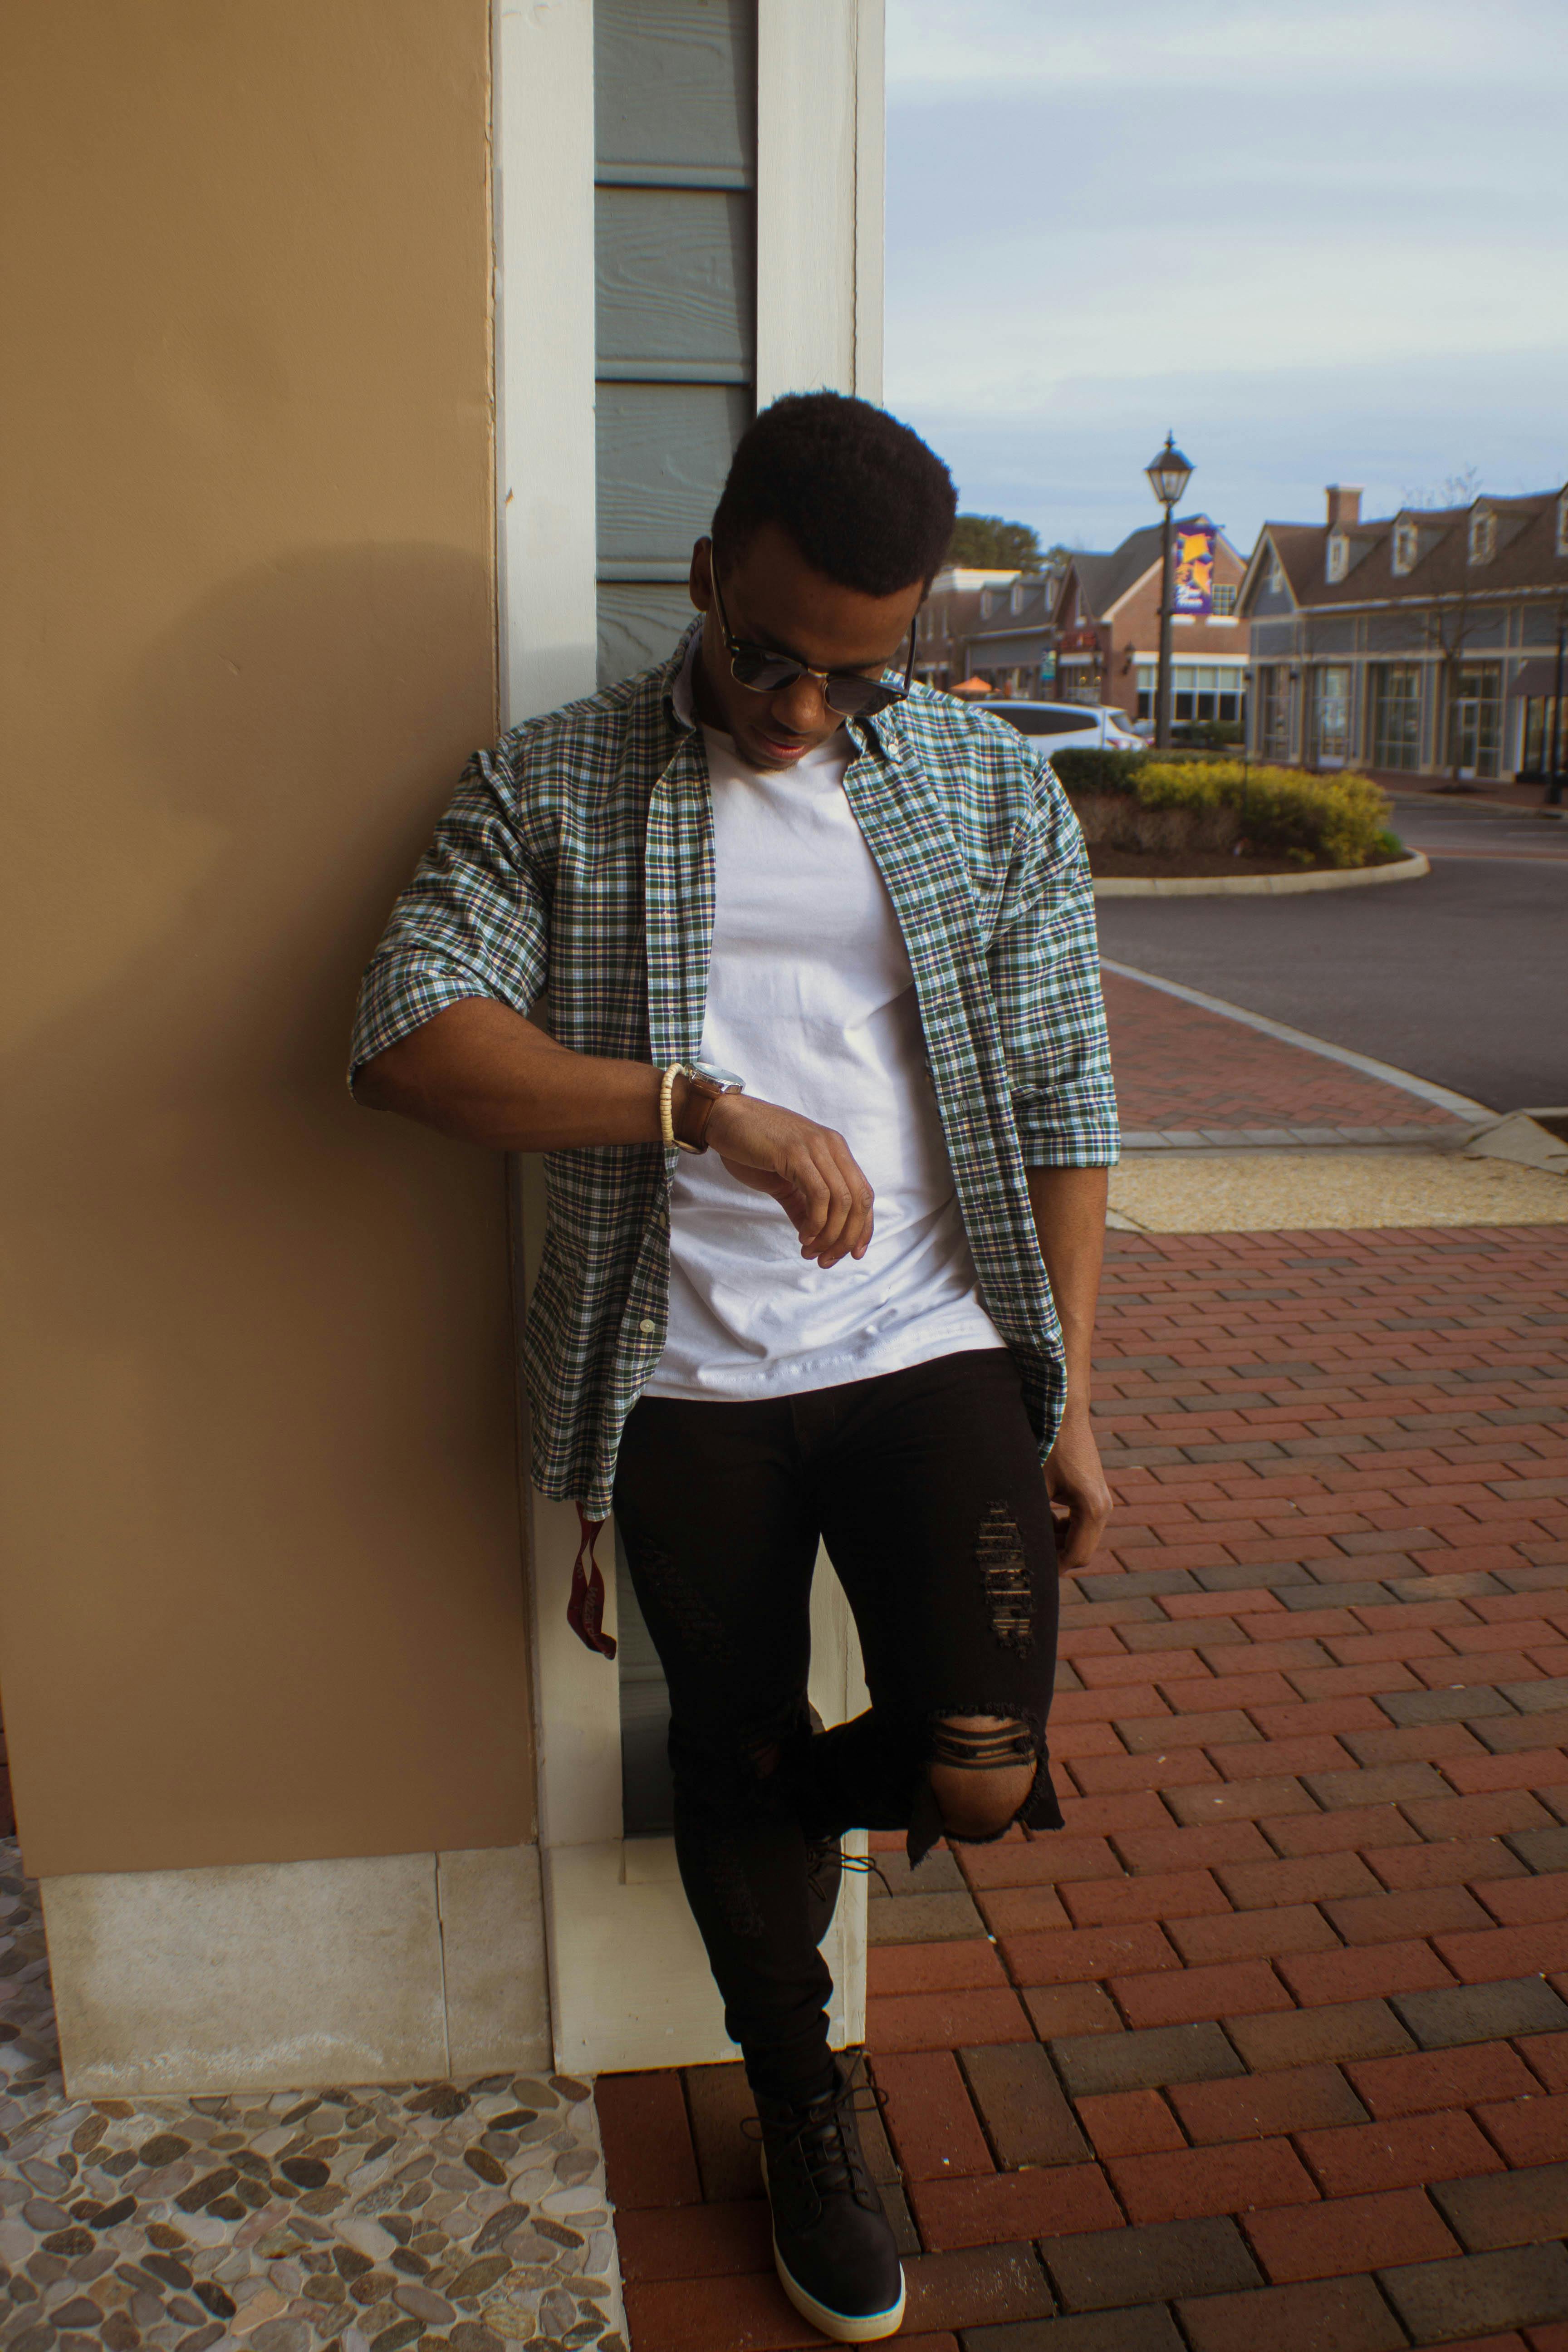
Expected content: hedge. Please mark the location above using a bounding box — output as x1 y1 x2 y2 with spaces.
1050 750 1396 868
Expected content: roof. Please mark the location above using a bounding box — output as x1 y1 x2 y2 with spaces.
969 576 1056 641
1243 488 1568 613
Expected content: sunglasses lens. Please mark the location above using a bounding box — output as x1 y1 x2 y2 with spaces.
731 648 805 692
825 677 895 717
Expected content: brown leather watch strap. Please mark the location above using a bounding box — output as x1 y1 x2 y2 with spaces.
673 1073 724 1154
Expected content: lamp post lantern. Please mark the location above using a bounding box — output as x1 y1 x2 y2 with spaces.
1145 433 1194 750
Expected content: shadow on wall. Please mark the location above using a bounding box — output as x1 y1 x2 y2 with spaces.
0 544 537 1878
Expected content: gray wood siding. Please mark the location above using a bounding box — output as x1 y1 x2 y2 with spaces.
596 187 754 377
596 382 751 571
595 0 758 686
597 585 696 688
596 0 755 177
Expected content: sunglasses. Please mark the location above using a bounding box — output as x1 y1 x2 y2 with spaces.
708 548 916 719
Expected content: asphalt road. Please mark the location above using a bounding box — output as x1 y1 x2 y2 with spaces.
1096 799 1567 1114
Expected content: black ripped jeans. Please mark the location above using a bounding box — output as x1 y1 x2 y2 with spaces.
612 1347 1063 2104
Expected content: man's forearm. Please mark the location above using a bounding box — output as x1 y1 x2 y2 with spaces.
1024 1165 1109 1414
355 1001 878 1262
355 999 667 1152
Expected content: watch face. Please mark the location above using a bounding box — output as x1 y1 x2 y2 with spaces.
690 1060 745 1091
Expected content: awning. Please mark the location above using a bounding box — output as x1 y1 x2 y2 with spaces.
1509 656 1567 698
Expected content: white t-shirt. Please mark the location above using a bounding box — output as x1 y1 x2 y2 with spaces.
647 652 1004 1400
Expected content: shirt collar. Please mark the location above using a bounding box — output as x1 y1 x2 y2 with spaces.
661 622 703 733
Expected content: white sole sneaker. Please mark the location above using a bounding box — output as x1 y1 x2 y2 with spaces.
772 2235 906 2344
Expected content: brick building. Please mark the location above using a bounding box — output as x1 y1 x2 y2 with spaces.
1054 516 1250 725
1239 483 1568 779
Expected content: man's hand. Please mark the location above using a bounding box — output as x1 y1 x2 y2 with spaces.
1044 1403 1112 1573
706 1091 874 1269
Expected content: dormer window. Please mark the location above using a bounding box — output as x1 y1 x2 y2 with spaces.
1326 531 1349 583
980 589 995 620
1469 507 1496 566
1392 521 1419 576
1010 580 1025 615
1268 554 1285 595
1556 489 1568 557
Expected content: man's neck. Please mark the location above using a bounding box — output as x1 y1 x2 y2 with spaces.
690 637 727 734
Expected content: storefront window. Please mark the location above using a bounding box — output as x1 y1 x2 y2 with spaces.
1313 665 1351 764
1369 663 1421 770
1521 696 1564 775
1258 667 1290 759
1447 665 1501 778
1140 663 1246 723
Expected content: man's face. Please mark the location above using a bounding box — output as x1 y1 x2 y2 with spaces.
687 523 925 771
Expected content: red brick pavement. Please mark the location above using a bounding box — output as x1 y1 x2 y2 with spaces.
1102 969 1468 1134
603 1223 1568 2347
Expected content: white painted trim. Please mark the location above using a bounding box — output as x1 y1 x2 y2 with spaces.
757 0 862 400
1101 960 1494 1118
492 0 597 726
1128 652 1250 670
854 0 886 401
498 4 882 2073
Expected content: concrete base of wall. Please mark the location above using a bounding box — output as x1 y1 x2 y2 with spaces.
39 1842 550 2097
544 1831 868 2076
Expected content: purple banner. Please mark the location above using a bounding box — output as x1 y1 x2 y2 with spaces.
1172 521 1215 618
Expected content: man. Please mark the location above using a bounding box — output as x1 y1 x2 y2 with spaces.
352 393 1117 2345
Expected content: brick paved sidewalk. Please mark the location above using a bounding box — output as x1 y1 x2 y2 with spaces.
1102 970 1475 1145
602 1223 1568 2350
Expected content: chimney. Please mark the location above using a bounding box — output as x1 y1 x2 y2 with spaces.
1326 485 1362 528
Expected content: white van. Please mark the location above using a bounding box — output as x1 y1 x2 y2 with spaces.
987 701 1146 752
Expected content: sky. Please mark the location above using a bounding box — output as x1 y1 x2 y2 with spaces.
884 0 1568 559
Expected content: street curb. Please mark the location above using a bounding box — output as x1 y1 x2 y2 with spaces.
1386 786 1566 821
1093 851 1430 898
1099 960 1494 1120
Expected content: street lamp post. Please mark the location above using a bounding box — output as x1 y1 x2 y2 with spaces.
1145 433 1194 751
1548 603 1566 807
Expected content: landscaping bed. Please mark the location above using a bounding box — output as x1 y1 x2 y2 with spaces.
1054 749 1404 873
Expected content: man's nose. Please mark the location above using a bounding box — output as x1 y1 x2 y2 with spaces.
769 673 833 735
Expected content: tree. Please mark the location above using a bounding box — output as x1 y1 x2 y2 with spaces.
946 514 1044 572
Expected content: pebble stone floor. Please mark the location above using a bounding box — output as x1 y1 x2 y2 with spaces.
0 1852 627 2352
603 1220 1568 2351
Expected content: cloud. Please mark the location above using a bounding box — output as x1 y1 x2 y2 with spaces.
900 349 1568 550
887 0 1562 96
884 0 1568 549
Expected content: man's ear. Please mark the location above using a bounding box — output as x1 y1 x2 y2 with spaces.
689 536 714 613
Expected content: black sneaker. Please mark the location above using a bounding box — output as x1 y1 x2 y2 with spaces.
754 2061 905 2343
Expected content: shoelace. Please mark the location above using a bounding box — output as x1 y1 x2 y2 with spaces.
745 2061 887 2205
805 1841 895 1901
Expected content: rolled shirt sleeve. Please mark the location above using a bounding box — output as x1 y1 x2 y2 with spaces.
989 758 1120 1167
348 746 551 1090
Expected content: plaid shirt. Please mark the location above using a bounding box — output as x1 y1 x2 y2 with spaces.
351 628 1119 1517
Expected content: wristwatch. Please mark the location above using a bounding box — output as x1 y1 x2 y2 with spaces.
662 1059 745 1154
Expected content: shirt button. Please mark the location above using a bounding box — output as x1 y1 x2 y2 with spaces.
639 1318 656 1336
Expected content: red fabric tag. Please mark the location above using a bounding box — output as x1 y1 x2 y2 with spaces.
568 1504 617 1660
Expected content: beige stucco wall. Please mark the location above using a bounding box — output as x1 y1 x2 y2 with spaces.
0 0 534 1877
